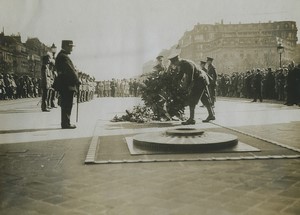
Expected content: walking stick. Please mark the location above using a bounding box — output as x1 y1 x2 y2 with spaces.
76 85 79 122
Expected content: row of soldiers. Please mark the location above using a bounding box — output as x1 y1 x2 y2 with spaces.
78 72 96 103
0 73 40 100
95 79 141 97
40 53 96 112
216 61 300 105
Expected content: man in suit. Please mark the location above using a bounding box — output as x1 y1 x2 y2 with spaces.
55 40 80 129
168 54 215 124
206 57 217 107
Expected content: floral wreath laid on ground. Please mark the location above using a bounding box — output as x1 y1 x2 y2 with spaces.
111 67 188 123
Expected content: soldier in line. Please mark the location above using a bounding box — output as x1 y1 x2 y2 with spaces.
110 79 116 97
129 79 133 97
124 80 130 97
47 58 57 109
40 54 52 112
206 57 217 107
98 81 104 97
104 80 111 97
168 53 215 125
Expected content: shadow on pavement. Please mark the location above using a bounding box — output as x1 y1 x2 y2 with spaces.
0 109 42 114
0 128 61 134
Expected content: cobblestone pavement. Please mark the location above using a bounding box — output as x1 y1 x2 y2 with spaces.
0 97 300 215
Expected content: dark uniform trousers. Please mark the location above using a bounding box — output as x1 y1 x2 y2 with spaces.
189 77 210 107
55 49 79 128
60 90 75 127
41 87 49 110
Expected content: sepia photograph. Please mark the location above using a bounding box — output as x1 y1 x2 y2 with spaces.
0 0 300 214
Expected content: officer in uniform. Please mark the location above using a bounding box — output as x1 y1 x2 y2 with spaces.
153 55 166 73
206 57 217 107
55 40 80 129
168 53 215 124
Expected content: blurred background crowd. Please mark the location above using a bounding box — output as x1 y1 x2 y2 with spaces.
217 62 300 105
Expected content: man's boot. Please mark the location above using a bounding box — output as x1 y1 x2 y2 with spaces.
182 105 196 125
202 106 215 123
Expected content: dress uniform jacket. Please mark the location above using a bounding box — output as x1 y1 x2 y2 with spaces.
55 49 79 128
207 64 217 87
55 50 79 92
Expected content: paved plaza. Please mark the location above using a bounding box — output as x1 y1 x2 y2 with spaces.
0 97 300 215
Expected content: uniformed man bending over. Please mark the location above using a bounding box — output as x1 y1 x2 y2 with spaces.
168 54 215 124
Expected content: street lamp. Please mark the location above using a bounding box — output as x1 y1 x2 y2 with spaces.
50 43 57 58
27 55 36 78
277 43 284 68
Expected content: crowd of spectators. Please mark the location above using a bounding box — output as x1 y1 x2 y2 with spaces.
216 62 300 105
95 78 141 98
2 62 299 107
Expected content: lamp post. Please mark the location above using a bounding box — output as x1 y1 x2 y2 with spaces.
50 43 57 58
277 43 284 68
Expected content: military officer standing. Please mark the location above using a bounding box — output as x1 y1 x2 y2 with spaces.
55 40 80 129
206 57 217 107
168 54 215 124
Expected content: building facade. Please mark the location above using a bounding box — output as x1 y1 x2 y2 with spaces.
177 21 298 73
0 32 51 78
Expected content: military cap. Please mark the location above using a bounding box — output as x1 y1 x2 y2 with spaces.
206 57 214 62
168 53 179 62
156 55 164 60
61 40 75 47
200 61 206 64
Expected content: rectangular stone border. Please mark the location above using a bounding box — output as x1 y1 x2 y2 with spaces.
85 134 300 164
84 135 99 164
91 154 300 164
85 122 300 164
125 137 260 155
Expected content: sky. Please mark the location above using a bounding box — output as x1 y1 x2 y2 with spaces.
0 0 299 80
